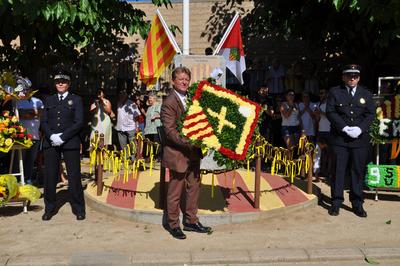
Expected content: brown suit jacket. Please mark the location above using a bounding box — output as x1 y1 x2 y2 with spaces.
160 90 202 173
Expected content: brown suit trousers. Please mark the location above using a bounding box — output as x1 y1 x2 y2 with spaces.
161 90 202 229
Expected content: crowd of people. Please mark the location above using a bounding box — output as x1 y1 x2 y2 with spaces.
237 58 332 179
0 61 375 239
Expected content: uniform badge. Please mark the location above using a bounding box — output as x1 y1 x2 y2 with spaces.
68 100 73 106
360 98 366 104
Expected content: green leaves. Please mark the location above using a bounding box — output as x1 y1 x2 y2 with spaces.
0 0 172 67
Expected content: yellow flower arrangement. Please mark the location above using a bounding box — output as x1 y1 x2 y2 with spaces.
0 111 33 153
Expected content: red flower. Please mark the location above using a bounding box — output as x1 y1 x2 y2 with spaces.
27 134 33 139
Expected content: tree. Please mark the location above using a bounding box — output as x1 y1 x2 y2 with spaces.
0 0 172 73
223 0 400 88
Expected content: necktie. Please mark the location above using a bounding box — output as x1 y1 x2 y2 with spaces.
348 88 354 97
59 95 63 101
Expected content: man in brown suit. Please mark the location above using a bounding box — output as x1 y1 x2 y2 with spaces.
161 66 211 239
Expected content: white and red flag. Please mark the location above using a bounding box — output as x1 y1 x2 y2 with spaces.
214 13 246 84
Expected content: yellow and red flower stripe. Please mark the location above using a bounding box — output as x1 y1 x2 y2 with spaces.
184 81 261 160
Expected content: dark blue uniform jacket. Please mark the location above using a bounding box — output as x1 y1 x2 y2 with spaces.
41 93 84 150
326 84 375 148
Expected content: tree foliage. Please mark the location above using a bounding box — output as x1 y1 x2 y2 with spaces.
225 0 400 87
0 0 172 71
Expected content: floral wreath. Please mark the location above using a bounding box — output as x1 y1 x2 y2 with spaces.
370 94 400 144
177 80 261 170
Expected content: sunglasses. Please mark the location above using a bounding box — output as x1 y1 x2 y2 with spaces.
344 74 360 79
55 79 69 84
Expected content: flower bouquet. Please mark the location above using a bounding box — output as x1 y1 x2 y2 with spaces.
0 111 33 153
0 71 37 105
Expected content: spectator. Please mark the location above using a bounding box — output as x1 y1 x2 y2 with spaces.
133 94 146 135
90 89 113 146
257 85 275 143
280 90 300 148
16 77 44 184
313 88 331 180
115 90 140 151
299 92 317 143
144 93 162 160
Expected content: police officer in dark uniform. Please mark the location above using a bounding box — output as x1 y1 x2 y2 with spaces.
40 69 85 221
326 64 375 217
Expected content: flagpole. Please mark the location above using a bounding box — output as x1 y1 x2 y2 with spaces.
183 0 190 55
213 12 240 55
156 10 182 54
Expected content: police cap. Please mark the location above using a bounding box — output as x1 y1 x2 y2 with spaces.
342 64 361 75
54 69 71 81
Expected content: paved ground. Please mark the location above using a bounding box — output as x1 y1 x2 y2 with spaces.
1 175 400 265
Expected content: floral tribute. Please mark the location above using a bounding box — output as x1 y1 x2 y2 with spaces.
366 164 400 189
180 81 261 164
0 174 41 206
0 71 37 105
0 111 33 153
370 94 400 144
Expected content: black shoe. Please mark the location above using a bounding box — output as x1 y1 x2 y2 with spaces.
328 206 340 216
76 214 86 221
353 206 367 218
183 222 212 233
42 213 54 221
169 227 186 239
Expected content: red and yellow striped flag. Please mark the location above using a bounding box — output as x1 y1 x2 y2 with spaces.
139 14 176 88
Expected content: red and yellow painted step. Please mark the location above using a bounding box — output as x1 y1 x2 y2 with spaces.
86 168 315 214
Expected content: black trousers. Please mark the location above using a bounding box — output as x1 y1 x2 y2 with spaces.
331 145 368 208
43 147 85 215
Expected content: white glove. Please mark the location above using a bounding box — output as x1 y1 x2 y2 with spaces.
342 126 352 136
50 133 64 146
342 126 356 138
349 126 362 138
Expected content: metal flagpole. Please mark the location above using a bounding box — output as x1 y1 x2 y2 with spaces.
183 0 190 55
156 10 182 54
213 12 239 55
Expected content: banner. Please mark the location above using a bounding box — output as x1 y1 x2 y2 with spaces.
367 164 400 188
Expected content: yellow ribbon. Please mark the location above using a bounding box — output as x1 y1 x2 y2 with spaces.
211 173 215 198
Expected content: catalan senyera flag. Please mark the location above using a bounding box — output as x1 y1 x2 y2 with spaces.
139 13 177 88
216 15 246 84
